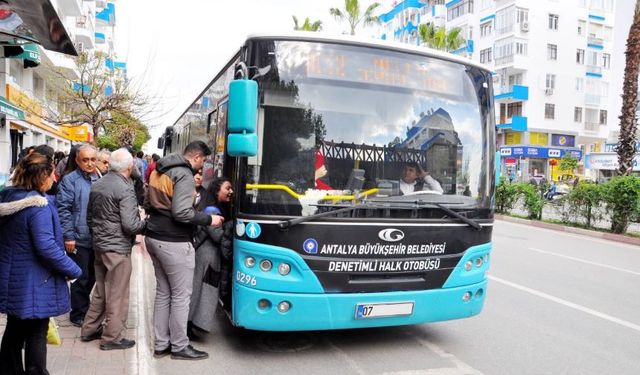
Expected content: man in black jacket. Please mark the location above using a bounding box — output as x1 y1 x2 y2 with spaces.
144 141 223 360
81 148 146 350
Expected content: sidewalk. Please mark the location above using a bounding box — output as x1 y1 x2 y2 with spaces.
496 214 640 246
0 242 156 375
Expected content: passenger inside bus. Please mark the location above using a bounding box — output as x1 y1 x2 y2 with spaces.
398 162 443 195
314 151 333 190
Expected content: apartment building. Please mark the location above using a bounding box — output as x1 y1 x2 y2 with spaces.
0 0 123 179
378 0 619 181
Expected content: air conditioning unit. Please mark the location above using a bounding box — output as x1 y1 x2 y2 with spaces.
545 88 554 96
520 21 529 32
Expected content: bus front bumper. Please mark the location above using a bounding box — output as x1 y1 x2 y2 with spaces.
232 279 487 331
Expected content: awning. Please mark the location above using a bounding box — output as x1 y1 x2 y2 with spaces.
0 96 26 120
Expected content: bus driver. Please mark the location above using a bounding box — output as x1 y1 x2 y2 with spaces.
399 162 443 195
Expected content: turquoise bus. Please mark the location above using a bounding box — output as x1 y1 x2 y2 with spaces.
159 33 496 331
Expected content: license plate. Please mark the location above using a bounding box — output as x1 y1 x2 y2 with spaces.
355 302 414 319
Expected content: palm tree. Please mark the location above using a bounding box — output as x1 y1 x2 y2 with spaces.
617 0 640 176
292 16 323 32
418 23 465 52
329 0 381 35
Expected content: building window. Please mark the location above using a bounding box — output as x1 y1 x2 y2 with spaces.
599 109 607 125
516 7 528 23
515 41 527 55
447 0 474 21
545 103 555 119
480 21 493 37
575 77 584 92
574 107 583 122
548 14 559 30
480 48 492 63
546 74 556 89
578 20 586 35
507 102 522 118
576 49 584 64
587 51 599 66
602 53 610 69
601 81 609 97
547 44 557 60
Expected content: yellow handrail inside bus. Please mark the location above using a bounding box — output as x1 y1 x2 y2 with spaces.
246 184 379 201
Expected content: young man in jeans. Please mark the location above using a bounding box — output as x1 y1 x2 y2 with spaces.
144 141 223 360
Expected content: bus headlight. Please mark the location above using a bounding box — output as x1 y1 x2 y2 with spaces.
259 259 272 272
464 261 473 271
245 257 256 268
277 301 291 313
278 263 291 276
475 257 483 268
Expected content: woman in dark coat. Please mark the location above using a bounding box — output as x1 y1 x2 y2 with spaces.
188 177 233 336
0 152 82 375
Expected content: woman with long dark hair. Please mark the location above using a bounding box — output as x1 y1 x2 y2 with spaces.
187 177 233 338
0 152 82 374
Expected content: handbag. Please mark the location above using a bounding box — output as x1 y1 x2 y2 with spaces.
47 317 62 346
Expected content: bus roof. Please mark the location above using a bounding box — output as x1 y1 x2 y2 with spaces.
245 31 491 73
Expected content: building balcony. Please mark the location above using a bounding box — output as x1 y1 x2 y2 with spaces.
587 36 604 47
586 66 602 77
75 17 95 50
497 116 527 131
584 122 601 134
57 0 82 17
585 94 601 107
495 85 528 101
96 3 116 26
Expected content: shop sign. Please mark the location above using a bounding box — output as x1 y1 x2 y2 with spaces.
552 134 575 147
585 153 639 171
499 146 582 160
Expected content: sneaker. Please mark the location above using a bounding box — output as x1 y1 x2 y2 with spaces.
171 345 208 360
80 327 103 342
100 338 136 351
153 347 171 358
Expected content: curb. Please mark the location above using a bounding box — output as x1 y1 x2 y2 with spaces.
495 214 640 246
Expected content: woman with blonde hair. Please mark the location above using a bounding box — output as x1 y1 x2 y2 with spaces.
0 152 82 375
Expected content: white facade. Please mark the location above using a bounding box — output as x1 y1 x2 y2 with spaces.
378 0 619 181
0 1 120 179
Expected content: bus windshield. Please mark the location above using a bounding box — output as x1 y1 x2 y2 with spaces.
242 40 493 219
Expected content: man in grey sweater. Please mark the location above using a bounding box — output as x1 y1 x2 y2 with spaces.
80 148 146 350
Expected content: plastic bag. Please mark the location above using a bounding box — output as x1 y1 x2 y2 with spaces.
47 317 62 346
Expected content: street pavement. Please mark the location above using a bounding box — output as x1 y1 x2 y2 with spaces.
2 222 639 374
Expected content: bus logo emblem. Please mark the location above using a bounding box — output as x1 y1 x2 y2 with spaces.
303 239 318 254
378 229 404 242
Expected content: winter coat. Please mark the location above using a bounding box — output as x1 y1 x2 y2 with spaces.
88 172 146 254
189 220 233 332
56 169 99 248
144 154 212 242
0 188 83 319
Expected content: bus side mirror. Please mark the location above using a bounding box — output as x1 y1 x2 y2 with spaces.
157 137 164 150
227 79 258 157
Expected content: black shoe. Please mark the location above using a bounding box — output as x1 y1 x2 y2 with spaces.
100 338 136 351
80 327 103 342
171 345 208 360
70 318 84 328
153 347 171 358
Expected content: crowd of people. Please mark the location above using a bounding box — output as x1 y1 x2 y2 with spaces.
0 141 229 374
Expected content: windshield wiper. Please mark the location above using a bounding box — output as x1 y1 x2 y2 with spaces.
278 203 376 230
432 203 483 231
366 198 483 231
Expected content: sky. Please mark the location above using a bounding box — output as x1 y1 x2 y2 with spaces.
115 0 383 153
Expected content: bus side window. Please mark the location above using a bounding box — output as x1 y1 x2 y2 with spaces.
213 102 228 178
207 110 217 134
